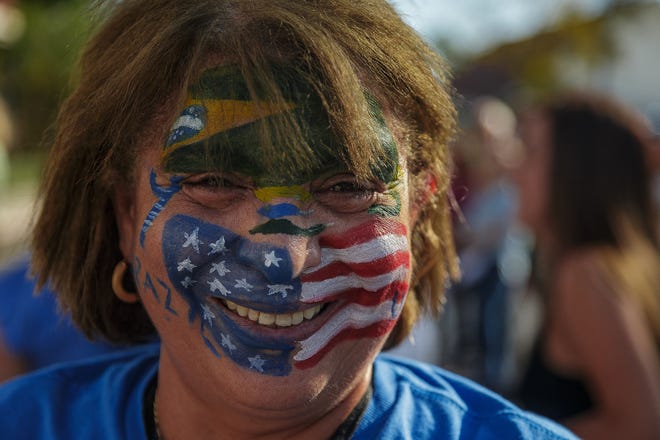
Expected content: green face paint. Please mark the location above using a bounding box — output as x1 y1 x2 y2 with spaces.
162 65 344 186
368 184 402 217
162 64 402 214
365 94 399 184
254 185 311 203
249 219 325 236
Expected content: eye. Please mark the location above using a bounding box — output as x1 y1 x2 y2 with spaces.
180 173 250 207
184 174 238 190
327 181 370 193
312 174 383 213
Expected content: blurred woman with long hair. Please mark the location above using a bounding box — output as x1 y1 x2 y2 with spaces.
515 91 660 439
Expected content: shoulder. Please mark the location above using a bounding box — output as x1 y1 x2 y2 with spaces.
0 343 159 439
556 247 609 283
553 247 631 324
354 354 577 439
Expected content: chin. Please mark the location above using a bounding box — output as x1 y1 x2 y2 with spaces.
209 337 379 410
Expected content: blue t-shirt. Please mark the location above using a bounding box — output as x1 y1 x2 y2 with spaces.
0 256 120 370
359 354 577 439
0 344 577 439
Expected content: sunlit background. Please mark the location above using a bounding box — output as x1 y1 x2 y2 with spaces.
1 0 660 263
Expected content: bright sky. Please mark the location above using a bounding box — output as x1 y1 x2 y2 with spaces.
388 0 612 54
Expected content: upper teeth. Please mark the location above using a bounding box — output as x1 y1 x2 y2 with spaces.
223 300 322 327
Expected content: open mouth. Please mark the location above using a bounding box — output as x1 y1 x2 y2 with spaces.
221 299 324 328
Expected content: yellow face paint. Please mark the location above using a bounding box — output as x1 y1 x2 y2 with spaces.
160 65 400 197
163 97 295 160
254 185 311 203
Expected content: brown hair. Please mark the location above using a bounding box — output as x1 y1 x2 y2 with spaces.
31 0 458 345
542 91 660 345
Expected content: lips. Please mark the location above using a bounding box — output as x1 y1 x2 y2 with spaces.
223 299 323 327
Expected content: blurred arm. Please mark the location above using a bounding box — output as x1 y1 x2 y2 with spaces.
555 252 660 440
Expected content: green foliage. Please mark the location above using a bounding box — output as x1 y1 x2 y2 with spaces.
0 0 90 152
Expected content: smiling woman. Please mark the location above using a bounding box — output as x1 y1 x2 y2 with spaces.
0 1 578 439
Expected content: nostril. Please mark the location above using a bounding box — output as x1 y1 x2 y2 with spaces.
303 243 322 271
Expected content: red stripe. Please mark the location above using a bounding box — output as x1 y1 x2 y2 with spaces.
303 281 409 307
319 219 407 249
295 319 399 370
301 251 410 282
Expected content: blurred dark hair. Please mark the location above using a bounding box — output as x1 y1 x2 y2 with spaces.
535 91 660 347
543 91 657 251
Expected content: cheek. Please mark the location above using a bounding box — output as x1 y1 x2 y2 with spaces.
141 214 304 376
293 217 412 368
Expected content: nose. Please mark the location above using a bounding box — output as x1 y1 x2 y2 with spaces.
303 238 322 271
269 233 323 278
240 188 325 282
236 233 322 283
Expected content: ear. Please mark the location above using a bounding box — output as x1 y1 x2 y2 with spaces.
409 172 438 225
113 183 138 263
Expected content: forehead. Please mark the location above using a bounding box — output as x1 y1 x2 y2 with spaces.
160 65 399 185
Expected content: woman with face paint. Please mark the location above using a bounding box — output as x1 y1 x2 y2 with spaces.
514 91 660 439
0 1 576 438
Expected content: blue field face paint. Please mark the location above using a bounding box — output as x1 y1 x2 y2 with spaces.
140 170 184 246
165 104 207 148
162 214 304 376
258 203 306 219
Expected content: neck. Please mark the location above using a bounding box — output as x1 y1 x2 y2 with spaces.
154 347 372 440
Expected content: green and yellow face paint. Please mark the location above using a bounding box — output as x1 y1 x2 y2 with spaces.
152 64 402 240
137 65 413 375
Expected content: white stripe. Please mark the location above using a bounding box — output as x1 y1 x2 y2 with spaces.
307 234 408 273
294 300 402 361
172 114 204 131
301 265 408 302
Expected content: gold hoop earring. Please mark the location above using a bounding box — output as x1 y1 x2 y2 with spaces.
112 260 140 303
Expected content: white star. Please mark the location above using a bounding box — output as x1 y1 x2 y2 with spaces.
208 278 231 296
177 257 196 272
181 277 197 288
264 251 282 268
267 284 294 298
182 227 203 253
201 304 215 325
208 237 228 255
210 261 230 277
234 278 253 291
221 333 237 351
248 355 266 372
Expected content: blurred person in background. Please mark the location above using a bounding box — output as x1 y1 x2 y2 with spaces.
0 254 123 382
514 90 660 439
441 96 526 393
